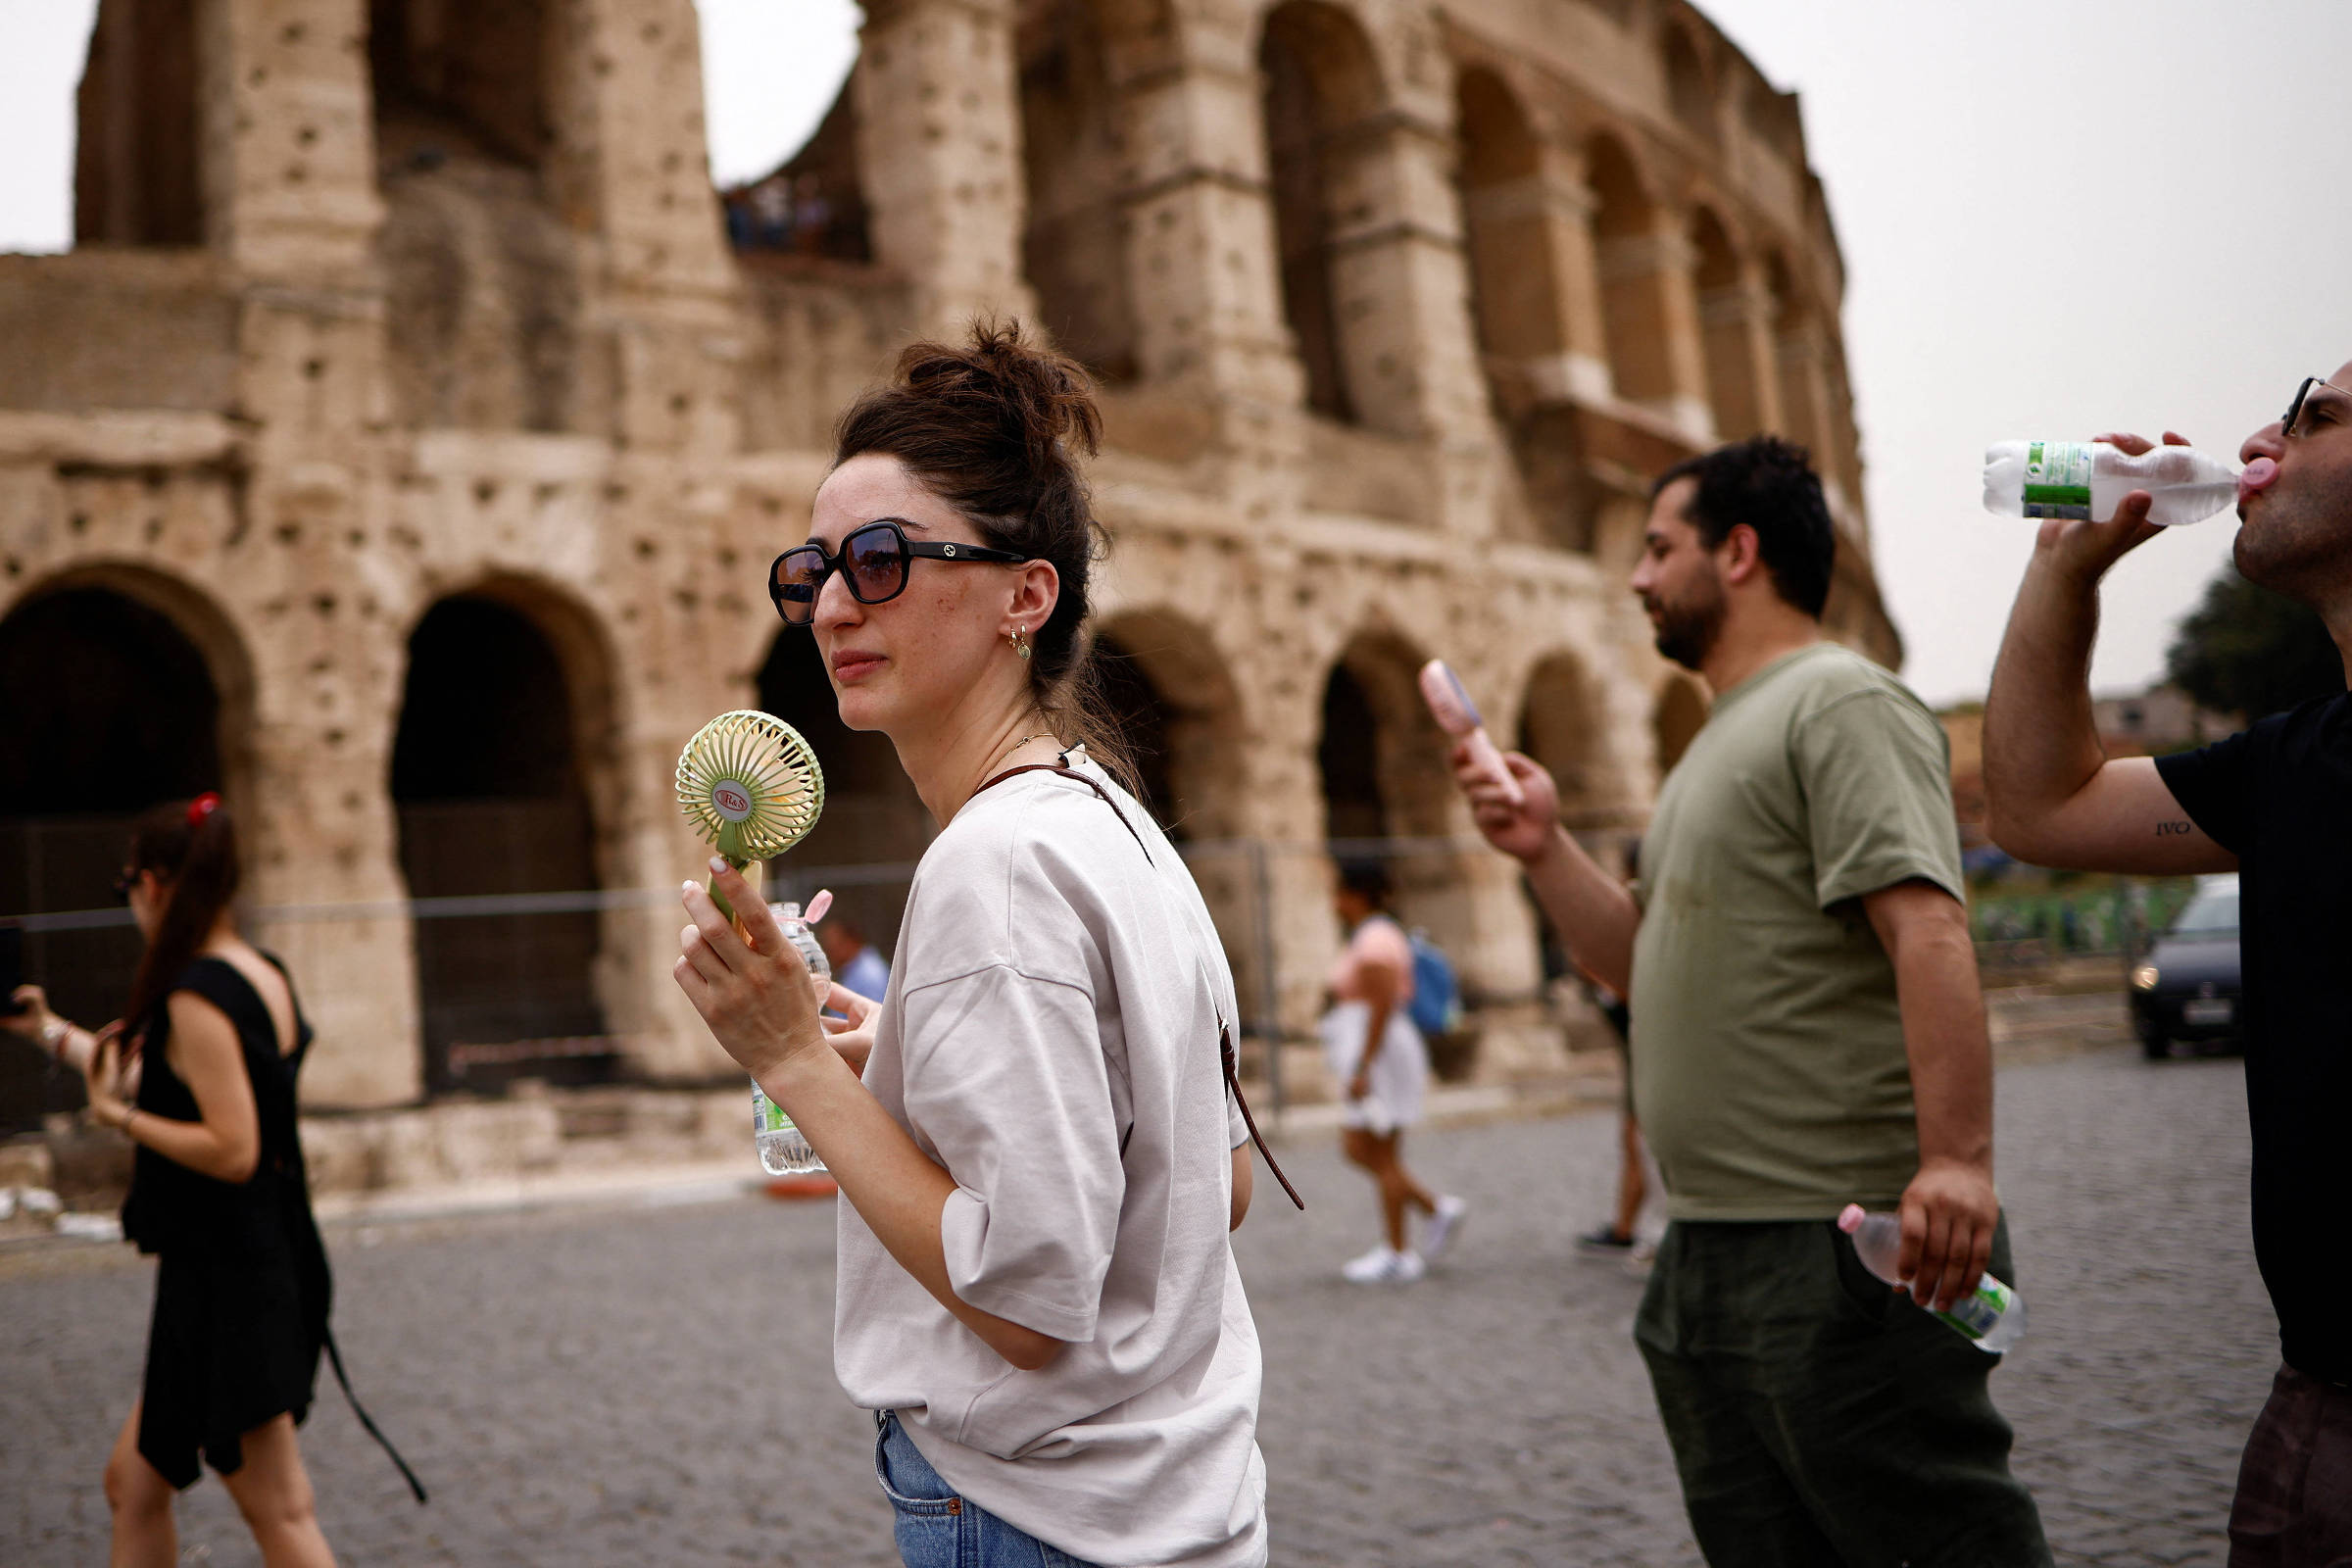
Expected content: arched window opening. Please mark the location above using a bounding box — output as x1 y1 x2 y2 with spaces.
1318 663 1386 843
1587 135 1671 408
1653 674 1708 779
74 0 204 247
0 586 226 1131
1690 206 1752 440
720 78 872 266
1093 636 1181 835
755 631 928 951
1259 1 1385 425
1517 653 1603 823
391 593 605 1094
1455 68 1563 414
1017 0 1159 384
1663 24 1716 148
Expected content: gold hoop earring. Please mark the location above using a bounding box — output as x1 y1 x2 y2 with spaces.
1009 626 1032 661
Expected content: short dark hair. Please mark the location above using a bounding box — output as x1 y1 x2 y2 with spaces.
1337 859 1393 906
1650 437 1836 618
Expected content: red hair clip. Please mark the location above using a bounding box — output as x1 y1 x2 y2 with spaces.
187 792 222 827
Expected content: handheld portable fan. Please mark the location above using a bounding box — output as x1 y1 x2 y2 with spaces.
1419 660 1524 808
676 710 825 924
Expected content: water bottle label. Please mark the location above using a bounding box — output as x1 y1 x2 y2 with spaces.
1935 1276 2014 1341
2021 441 2093 519
753 1087 797 1136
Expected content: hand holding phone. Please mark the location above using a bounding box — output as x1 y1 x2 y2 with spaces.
1418 661 1525 808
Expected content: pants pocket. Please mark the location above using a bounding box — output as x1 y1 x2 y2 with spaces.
1825 1222 1894 1327
873 1413 963 1517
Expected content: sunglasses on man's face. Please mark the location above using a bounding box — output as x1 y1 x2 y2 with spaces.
2282 376 2351 441
768 518 1034 627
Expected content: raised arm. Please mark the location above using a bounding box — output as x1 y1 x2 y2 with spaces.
1451 744 1639 996
1983 432 2235 876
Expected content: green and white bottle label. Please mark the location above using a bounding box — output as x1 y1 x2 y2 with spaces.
1936 1275 2015 1341
2021 441 2094 519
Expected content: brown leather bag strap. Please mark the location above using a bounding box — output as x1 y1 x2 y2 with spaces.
975 760 1304 1210
1222 1022 1304 1209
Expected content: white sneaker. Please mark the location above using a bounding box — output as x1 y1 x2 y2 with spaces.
1341 1246 1426 1285
1419 1195 1468 1262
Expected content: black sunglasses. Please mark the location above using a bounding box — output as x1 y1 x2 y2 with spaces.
768 519 1034 627
2284 376 2350 440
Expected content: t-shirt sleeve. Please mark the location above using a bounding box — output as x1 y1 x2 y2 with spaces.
2152 730 2256 856
1792 689 1967 910
902 963 1123 1343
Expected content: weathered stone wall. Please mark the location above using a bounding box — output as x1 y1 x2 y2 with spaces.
0 0 1898 1108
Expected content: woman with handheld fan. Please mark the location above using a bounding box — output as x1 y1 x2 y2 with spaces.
4 796 421 1568
673 321 1288 1568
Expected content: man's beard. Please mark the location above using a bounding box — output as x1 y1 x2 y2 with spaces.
1649 569 1728 671
2232 484 2351 610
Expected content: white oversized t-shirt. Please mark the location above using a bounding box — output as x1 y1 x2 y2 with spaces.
833 759 1268 1568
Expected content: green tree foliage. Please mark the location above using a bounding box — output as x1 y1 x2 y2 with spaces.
2165 566 2343 722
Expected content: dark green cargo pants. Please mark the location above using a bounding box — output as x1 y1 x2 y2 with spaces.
1635 1217 2051 1568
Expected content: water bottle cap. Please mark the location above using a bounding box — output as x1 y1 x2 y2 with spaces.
1837 1203 1866 1233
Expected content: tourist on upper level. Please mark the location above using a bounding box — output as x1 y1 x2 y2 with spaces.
673 320 1285 1568
1450 436 2049 1565
1982 365 2352 1567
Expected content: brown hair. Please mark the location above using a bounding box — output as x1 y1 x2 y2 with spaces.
832 318 1142 800
122 798 241 1052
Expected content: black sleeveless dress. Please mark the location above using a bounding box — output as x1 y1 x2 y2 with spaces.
122 955 331 1489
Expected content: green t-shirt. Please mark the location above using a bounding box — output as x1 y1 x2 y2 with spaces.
1630 642 1965 1222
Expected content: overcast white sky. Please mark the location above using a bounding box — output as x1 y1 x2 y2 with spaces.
7 0 2347 706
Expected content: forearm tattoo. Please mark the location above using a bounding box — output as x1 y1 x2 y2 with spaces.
2155 820 2194 837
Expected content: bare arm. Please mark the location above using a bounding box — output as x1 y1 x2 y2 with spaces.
1984 431 2235 875
1230 1145 1252 1232
1862 880 1995 1312
86 993 261 1184
1451 745 1639 995
678 863 1063 1372
1346 955 1401 1103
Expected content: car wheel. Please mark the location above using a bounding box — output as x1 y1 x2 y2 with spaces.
2137 1018 2169 1061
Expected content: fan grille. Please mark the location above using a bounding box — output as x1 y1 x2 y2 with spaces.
675 710 825 862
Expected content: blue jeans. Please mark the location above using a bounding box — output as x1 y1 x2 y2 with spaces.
874 1411 1102 1568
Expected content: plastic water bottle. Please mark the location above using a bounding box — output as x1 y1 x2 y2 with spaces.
750 903 830 1177
1983 440 2238 526
1838 1204 2027 1353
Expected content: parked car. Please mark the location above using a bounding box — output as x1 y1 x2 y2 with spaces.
2129 873 2241 1060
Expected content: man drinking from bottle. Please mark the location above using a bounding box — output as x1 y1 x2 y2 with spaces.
1454 436 2049 1565
1983 363 2352 1565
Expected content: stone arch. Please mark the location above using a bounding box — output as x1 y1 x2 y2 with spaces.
1516 649 1609 825
1689 203 1757 440
0 566 255 1130
1258 0 1389 427
1653 671 1708 781
371 0 584 432
1454 67 1566 392
1587 131 1674 409
1662 20 1717 148
74 0 204 247
388 577 618 1092
1018 0 1179 384
1092 607 1249 842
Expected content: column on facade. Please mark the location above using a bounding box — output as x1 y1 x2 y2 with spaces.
1106 19 1303 414
1776 319 1842 508
1463 148 1612 408
1317 108 1491 449
1696 264 1787 441
856 0 1037 339
1594 210 1712 441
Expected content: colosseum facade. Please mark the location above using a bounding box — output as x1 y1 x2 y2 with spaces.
0 0 1898 1114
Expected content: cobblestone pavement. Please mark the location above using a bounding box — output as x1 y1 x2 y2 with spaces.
2 1034 2274 1566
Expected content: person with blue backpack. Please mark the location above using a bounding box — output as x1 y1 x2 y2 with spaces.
1319 860 1467 1284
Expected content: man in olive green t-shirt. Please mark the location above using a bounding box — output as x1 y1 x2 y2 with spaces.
1451 438 2047 1567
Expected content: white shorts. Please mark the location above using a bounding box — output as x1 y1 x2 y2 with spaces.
1319 1002 1429 1135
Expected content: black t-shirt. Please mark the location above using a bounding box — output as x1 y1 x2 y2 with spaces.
2156 693 2352 1385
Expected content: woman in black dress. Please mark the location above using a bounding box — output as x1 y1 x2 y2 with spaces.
8 795 338 1567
